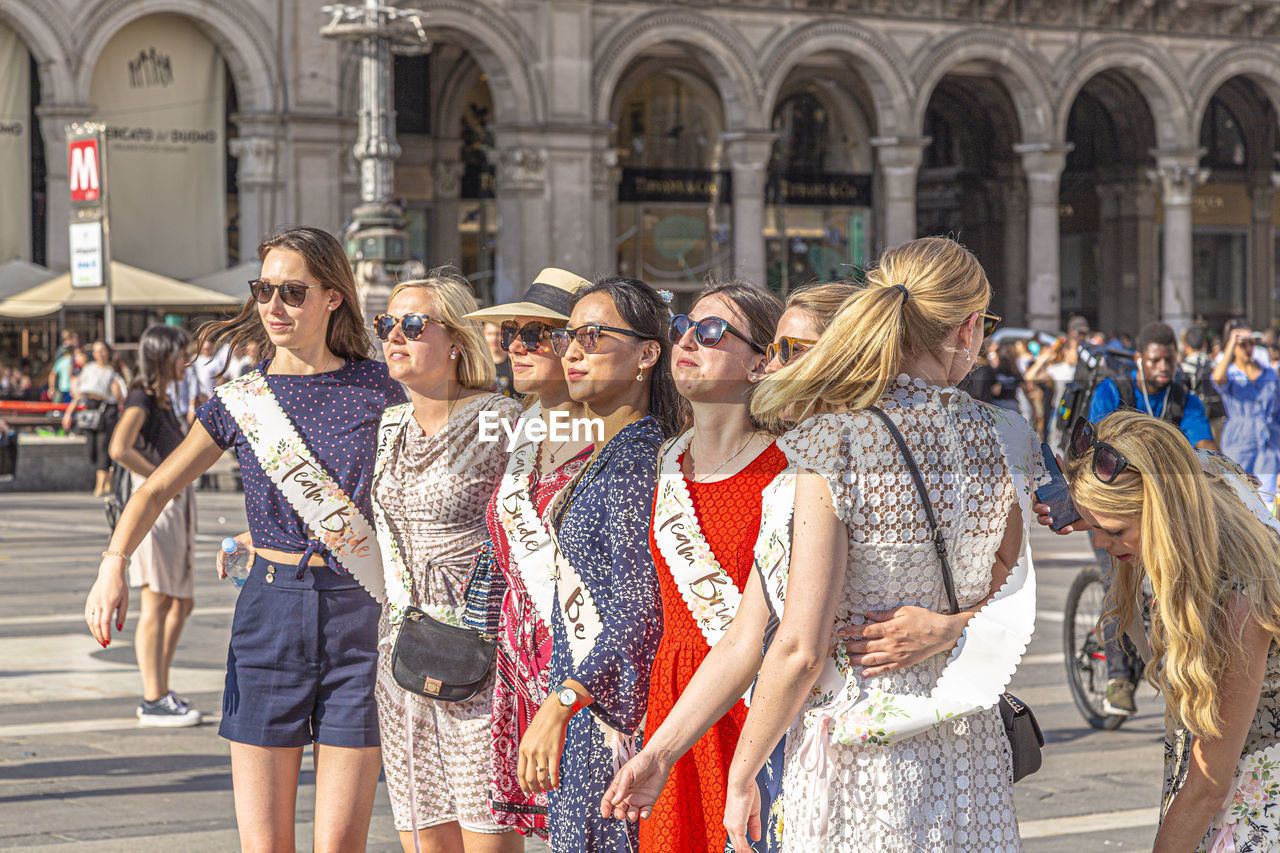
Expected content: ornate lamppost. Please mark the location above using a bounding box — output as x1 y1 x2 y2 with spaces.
320 0 429 317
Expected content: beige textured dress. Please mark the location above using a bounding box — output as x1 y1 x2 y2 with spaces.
373 392 521 833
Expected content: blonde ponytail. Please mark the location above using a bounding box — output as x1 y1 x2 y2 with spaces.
750 236 991 430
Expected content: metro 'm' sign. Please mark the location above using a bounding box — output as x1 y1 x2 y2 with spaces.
69 138 101 203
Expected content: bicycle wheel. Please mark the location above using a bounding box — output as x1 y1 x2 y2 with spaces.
1062 567 1126 730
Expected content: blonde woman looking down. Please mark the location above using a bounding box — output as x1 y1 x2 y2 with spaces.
728 237 1044 852
1060 412 1280 852
370 273 523 853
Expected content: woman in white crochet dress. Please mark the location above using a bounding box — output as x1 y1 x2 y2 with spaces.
727 237 1046 852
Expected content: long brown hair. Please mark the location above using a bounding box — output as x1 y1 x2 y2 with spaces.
197 226 373 362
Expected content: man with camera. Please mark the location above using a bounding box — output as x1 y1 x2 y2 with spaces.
1086 321 1219 717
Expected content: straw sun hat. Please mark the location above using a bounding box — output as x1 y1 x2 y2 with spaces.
463 268 591 324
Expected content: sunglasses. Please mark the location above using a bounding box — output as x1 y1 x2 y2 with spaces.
1069 418 1131 484
549 324 651 357
373 312 445 342
500 320 557 354
249 279 319 308
667 314 764 354
765 336 817 367
981 311 1002 337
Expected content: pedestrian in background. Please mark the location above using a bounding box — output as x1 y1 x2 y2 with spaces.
1213 319 1280 500
483 321 519 398
370 274 523 853
1061 412 1280 851
109 325 201 727
62 340 126 497
46 329 80 403
85 226 405 851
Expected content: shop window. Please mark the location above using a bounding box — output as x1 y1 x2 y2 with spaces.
1193 229 1247 326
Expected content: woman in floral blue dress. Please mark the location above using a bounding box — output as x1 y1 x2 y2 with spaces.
515 276 682 853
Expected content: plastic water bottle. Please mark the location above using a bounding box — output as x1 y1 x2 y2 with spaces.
221 538 251 587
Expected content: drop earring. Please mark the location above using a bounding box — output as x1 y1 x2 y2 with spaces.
636 368 643 382
450 349 457 360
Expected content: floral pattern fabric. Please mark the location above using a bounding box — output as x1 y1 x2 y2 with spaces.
547 417 665 853
1162 638 1280 852
772 376 1041 852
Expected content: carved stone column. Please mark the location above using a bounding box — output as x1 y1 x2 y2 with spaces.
228 127 282 261
488 133 549 304
721 131 776 286
36 104 95 271
1016 143 1073 332
1250 180 1275 328
591 144 620 278
429 138 464 269
1152 149 1208 334
871 136 930 251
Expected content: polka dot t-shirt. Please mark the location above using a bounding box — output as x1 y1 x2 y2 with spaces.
196 357 406 573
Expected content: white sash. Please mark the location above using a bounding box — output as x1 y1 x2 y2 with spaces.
786 405 1041 842
494 404 558 628
545 452 637 771
652 430 743 649
218 370 385 602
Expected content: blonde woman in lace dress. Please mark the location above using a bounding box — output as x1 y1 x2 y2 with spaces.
371 273 523 853
727 237 1045 853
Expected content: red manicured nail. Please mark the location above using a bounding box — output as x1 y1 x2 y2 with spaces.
99 640 107 648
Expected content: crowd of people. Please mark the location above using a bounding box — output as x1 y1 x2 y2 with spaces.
68 223 1280 853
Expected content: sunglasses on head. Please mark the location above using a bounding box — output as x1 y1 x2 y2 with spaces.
667 314 764 354
548 324 650 357
249 279 319 308
500 320 557 354
765 336 817 367
373 312 445 342
1069 418 1131 484
981 311 1002 337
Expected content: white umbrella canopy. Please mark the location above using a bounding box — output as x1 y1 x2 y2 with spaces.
0 259 56 302
189 259 261 301
0 261 243 318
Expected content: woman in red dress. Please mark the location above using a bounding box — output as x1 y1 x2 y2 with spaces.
641 282 784 852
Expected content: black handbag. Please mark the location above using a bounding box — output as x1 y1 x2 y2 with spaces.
867 406 1045 783
104 461 132 530
73 400 105 432
389 544 499 702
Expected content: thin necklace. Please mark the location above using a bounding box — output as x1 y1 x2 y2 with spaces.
690 432 760 483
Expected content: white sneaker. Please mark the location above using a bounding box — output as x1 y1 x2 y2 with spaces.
136 693 203 727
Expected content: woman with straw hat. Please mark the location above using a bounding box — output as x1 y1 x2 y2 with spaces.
463 269 597 840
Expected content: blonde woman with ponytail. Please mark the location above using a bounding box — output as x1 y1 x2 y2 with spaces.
1062 411 1280 852
715 237 1045 852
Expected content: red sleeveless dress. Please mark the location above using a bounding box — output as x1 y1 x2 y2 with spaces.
640 443 787 853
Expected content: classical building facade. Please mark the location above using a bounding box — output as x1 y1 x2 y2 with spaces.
6 0 1280 333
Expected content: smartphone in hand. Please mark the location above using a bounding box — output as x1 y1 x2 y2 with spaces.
1034 443 1082 532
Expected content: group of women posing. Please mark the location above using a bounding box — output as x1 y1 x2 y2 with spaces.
83 223 1280 853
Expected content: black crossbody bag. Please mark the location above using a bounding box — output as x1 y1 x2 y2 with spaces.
390 546 499 703
867 405 1044 783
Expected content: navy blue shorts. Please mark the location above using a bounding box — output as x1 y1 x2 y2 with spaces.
219 556 381 748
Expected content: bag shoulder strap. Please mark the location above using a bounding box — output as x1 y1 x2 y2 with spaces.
866 405 959 615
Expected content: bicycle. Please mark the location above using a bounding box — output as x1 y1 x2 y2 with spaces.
1062 565 1148 730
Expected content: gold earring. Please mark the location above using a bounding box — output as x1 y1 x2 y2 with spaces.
636 368 643 382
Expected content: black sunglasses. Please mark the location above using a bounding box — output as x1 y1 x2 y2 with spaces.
373 312 445 342
668 314 765 354
249 279 319 308
1069 418 1131 484
765 336 817 367
549 324 650 357
500 320 557 354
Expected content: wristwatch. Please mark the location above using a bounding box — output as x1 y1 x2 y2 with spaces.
556 685 582 713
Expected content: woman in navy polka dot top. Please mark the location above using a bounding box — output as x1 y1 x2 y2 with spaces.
85 226 405 851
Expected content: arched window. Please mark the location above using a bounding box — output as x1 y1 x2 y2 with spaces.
1201 97 1247 170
